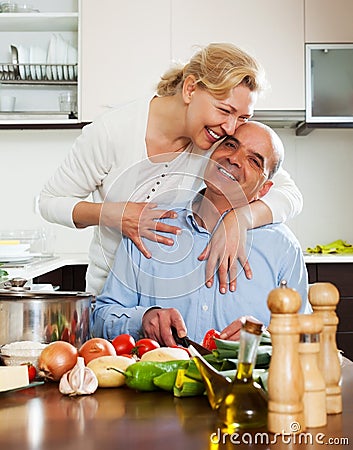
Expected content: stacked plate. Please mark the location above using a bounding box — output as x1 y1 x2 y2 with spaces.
47 33 78 81
0 241 31 262
13 33 77 81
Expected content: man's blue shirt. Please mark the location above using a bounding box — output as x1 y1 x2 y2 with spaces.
91 205 309 343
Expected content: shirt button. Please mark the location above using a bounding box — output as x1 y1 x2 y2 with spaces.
202 304 208 311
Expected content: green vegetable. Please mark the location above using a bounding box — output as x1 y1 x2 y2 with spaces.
211 345 272 368
173 368 205 397
119 360 189 392
153 370 179 392
0 265 8 279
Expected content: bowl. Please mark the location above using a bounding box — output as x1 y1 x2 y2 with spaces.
0 340 48 370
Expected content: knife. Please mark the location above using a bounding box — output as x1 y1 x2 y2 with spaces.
171 327 212 355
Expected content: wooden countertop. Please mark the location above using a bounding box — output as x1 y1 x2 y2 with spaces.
0 359 352 450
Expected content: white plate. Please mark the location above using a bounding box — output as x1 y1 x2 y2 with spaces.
0 244 30 256
67 45 77 80
46 34 57 80
29 45 46 80
17 45 29 80
29 46 36 80
55 34 68 81
0 255 33 263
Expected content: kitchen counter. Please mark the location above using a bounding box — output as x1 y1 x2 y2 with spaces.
2 252 353 283
304 253 353 263
2 253 89 283
0 358 352 450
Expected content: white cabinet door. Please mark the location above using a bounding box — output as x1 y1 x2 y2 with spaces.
170 0 305 111
305 0 353 43
80 0 171 122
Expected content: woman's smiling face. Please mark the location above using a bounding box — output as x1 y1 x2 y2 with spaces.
183 77 258 151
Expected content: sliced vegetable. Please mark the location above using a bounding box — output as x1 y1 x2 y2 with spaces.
202 329 221 351
173 368 205 397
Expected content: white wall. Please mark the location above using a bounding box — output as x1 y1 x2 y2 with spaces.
0 128 92 253
277 127 353 250
1 126 352 255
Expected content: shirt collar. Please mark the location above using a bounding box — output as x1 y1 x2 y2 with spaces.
185 191 231 235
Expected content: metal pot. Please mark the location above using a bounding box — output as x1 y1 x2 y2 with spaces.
0 278 93 348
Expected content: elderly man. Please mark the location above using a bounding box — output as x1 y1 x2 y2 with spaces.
91 121 310 345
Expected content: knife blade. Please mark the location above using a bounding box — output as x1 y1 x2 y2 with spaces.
171 327 212 355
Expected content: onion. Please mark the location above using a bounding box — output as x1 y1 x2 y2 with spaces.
79 338 116 365
38 341 78 382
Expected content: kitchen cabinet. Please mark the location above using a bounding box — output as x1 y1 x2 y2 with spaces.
0 0 79 126
33 264 87 291
79 0 171 122
305 0 353 43
307 263 353 360
80 0 305 122
170 0 305 112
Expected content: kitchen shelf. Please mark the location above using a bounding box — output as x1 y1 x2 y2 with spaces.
0 4 79 126
0 63 78 84
0 13 78 32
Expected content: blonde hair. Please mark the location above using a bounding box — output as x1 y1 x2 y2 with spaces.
156 43 267 98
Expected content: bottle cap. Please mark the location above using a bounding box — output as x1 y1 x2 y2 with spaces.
243 318 263 336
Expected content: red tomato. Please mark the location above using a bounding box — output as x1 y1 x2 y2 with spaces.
21 363 36 382
135 338 160 357
202 329 221 351
111 334 136 355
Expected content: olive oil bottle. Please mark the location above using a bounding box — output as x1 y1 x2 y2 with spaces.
218 319 268 431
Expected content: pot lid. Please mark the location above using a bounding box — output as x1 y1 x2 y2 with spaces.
0 277 93 298
0 289 93 299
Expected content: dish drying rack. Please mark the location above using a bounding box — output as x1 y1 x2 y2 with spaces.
0 63 78 84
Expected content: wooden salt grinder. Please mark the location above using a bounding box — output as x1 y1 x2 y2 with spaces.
298 314 327 428
267 281 305 434
308 282 342 414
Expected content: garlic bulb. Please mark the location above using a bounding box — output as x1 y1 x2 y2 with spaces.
59 356 98 396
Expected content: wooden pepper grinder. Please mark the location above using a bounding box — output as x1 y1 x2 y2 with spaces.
267 280 305 434
308 282 342 414
298 314 327 428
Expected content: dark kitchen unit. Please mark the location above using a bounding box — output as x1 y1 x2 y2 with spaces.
307 262 353 360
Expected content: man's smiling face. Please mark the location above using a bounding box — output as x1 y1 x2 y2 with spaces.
203 121 279 210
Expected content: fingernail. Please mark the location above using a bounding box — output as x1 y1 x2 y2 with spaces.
206 281 212 288
176 229 182 235
230 285 235 292
219 333 227 339
220 287 226 294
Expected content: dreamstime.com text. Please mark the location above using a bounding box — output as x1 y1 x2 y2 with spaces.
210 428 350 446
